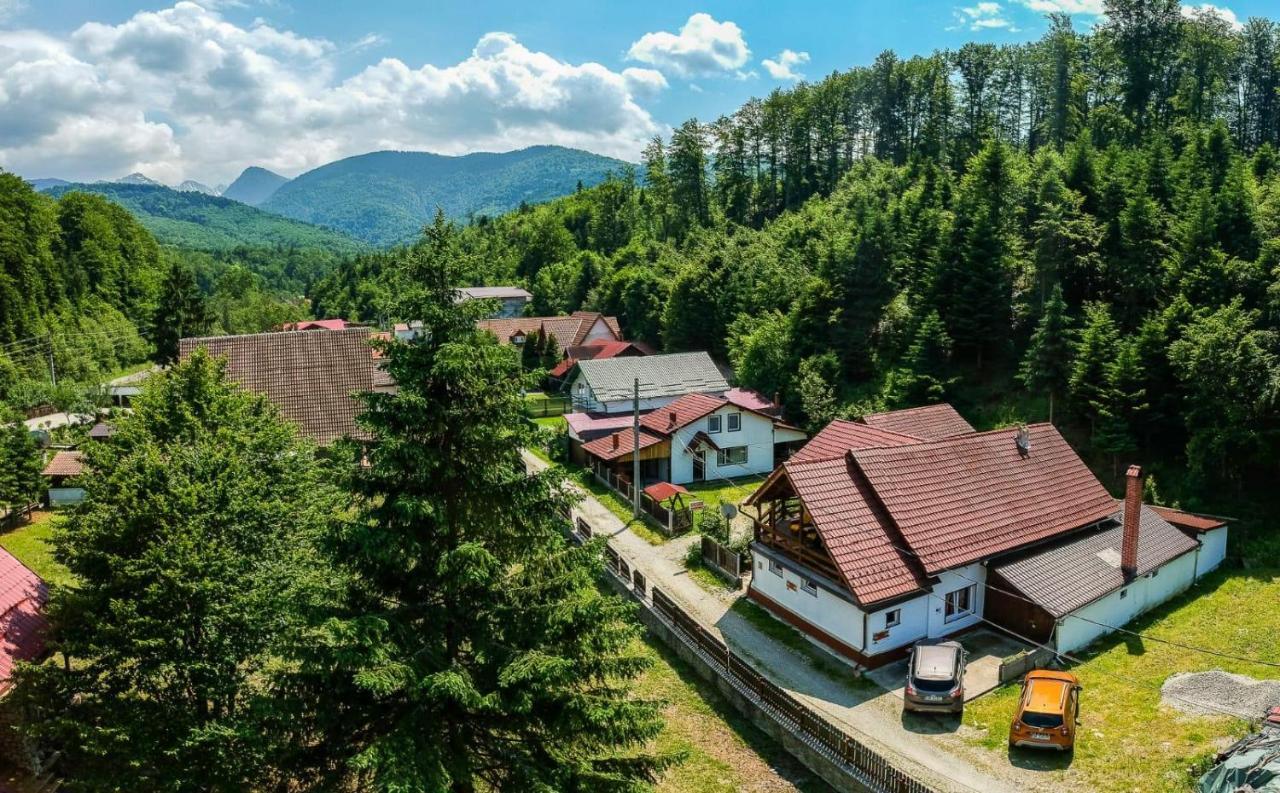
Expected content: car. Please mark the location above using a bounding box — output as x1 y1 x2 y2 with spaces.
903 640 967 714
1009 669 1082 751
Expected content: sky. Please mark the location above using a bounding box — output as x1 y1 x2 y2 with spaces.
0 0 1268 186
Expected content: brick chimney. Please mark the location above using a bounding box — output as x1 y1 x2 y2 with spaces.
668 410 677 427
1121 465 1143 578
611 434 620 451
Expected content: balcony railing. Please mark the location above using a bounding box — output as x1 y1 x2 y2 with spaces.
751 514 843 582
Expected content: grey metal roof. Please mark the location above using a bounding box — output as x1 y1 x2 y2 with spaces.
456 286 532 300
575 352 730 402
990 504 1200 618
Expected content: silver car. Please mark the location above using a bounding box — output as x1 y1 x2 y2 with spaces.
904 640 967 714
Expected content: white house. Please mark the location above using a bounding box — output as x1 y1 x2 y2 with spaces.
580 391 806 487
565 352 730 415
455 286 532 318
743 404 1230 667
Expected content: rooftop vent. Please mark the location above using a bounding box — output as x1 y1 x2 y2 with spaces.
1015 425 1031 457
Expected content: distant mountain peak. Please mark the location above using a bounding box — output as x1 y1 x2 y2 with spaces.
176 179 219 196
115 172 164 187
222 166 290 206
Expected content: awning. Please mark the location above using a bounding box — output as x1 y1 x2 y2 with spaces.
643 482 689 503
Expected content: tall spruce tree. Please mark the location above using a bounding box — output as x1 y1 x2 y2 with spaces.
14 349 334 791
1070 301 1121 432
895 310 956 404
0 408 43 517
151 260 209 365
1019 284 1074 423
288 213 667 792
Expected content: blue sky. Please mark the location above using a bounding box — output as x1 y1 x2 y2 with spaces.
0 0 1268 184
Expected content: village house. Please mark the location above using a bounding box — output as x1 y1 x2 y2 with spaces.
547 339 653 385
563 351 730 415
744 404 1229 667
578 390 807 486
179 328 393 445
280 318 362 332
476 311 622 357
455 286 532 318
41 450 85 507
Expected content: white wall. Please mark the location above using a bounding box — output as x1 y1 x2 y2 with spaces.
581 318 616 344
668 405 779 484
750 547 866 652
925 564 987 638
1055 551 1197 655
864 596 930 655
1195 527 1228 578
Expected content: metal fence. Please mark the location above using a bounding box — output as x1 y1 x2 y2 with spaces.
700 535 745 587
588 516 937 793
525 395 572 417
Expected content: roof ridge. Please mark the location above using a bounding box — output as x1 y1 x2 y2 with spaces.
181 327 373 344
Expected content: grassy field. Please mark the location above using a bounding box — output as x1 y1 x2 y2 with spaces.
962 567 1280 793
685 477 766 513
634 635 831 793
0 511 74 588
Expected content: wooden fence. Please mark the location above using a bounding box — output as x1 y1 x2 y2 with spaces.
587 461 693 537
700 535 745 587
585 515 937 793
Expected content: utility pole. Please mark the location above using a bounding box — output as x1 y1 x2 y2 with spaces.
632 377 641 518
46 333 56 388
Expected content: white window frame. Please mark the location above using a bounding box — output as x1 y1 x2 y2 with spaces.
707 415 722 434
801 577 818 596
944 585 976 623
726 412 742 432
716 446 748 466
768 558 783 577
885 609 901 628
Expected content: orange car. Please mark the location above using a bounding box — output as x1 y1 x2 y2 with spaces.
1009 670 1082 751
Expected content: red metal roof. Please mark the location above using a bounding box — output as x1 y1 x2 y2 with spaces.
581 428 666 461
1149 505 1228 533
783 456 926 605
643 482 689 503
851 423 1117 574
788 419 921 464
725 387 776 413
42 450 84 477
861 403 975 441
0 549 47 692
549 340 647 378
563 412 635 436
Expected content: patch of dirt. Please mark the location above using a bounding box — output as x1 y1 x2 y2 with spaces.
1161 670 1280 719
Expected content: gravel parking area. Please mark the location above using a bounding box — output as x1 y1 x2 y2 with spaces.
1161 671 1280 719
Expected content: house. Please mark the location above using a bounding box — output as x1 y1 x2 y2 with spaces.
179 328 392 445
743 406 1230 667
42 450 85 506
547 339 653 383
477 311 622 357
281 319 359 332
579 390 806 486
564 352 730 415
0 548 48 692
455 286 532 318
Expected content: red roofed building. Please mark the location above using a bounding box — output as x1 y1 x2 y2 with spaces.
580 392 806 488
477 312 623 357
547 339 652 380
281 319 357 332
0 548 48 693
744 405 1229 666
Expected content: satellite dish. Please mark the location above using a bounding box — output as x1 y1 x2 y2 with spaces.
721 502 738 519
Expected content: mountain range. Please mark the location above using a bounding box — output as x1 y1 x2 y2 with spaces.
221 166 289 205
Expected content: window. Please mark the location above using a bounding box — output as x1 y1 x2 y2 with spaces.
768 558 783 577
512 334 526 345
801 577 818 596
1119 588 1128 599
707 415 722 434
885 609 901 628
717 446 748 466
944 585 976 622
727 412 741 432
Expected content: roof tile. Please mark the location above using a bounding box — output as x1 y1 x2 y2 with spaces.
861 404 975 440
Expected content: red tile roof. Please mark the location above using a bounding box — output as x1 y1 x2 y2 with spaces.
851 423 1117 574
783 455 926 605
1149 505 1228 533
477 313 622 356
549 340 649 378
788 419 921 464
179 328 380 444
638 392 726 434
42 450 84 477
860 403 975 441
282 319 352 331
0 549 47 692
581 428 667 461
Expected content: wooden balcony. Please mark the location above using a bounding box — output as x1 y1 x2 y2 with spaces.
751 510 843 582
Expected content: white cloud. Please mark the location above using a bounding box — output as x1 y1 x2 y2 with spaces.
956 2 1016 30
761 49 810 81
1181 3 1243 31
1019 0 1105 14
626 13 750 78
0 2 666 184
0 0 26 23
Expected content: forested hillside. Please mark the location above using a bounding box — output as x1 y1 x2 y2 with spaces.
44 182 366 253
314 3 1280 527
263 145 632 245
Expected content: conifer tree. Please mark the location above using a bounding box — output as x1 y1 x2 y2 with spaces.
288 213 667 791
15 350 334 790
1019 284 1073 423
0 408 43 517
1093 338 1150 475
896 310 955 404
1070 301 1120 432
150 260 209 365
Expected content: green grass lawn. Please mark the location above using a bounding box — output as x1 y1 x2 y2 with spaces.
963 567 1280 793
0 512 75 589
684 477 766 512
633 635 831 793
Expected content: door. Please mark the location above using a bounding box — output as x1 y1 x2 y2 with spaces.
692 449 705 482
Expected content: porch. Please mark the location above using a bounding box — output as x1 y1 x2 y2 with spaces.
750 495 842 582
